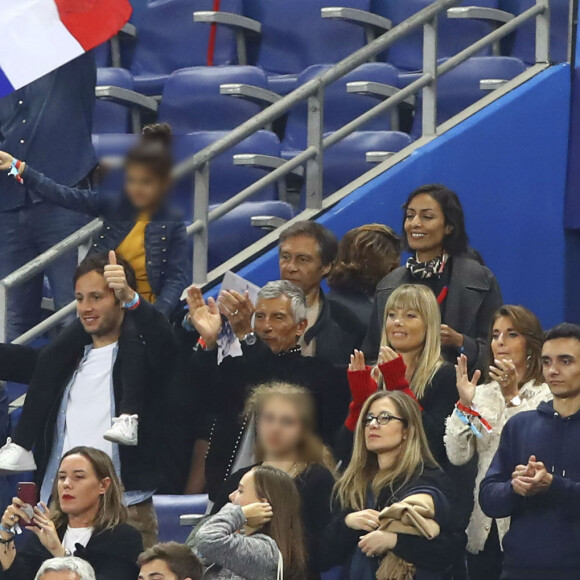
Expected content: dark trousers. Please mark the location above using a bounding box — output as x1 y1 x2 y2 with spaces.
466 521 503 580
0 200 89 342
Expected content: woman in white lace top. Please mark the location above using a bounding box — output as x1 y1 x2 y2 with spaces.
444 305 551 580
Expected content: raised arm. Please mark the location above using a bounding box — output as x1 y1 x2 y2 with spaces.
0 152 101 216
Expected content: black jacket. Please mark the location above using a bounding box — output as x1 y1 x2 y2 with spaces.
212 463 336 580
0 523 143 580
363 256 502 371
306 290 361 366
321 466 466 578
327 289 373 344
200 339 350 500
0 299 174 493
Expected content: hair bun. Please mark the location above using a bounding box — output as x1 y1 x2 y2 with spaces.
141 123 173 147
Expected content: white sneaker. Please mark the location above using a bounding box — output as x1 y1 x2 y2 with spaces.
0 439 37 474
104 414 139 446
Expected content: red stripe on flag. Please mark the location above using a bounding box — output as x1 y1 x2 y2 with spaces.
207 0 221 66
55 0 132 51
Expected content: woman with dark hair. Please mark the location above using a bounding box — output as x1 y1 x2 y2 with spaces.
205 383 336 580
321 391 465 579
193 465 307 580
328 224 401 339
363 184 502 371
444 306 551 580
0 447 142 580
0 123 188 317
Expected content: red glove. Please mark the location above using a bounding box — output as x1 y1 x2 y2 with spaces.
345 367 378 431
378 357 421 408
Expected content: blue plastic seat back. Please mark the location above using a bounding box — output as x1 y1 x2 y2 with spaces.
322 131 412 195
130 0 241 94
158 66 267 133
283 63 400 152
410 56 526 138
246 0 370 75
387 0 498 71
94 68 135 134
172 130 280 218
511 0 570 64
94 42 111 68
153 494 208 543
208 200 294 269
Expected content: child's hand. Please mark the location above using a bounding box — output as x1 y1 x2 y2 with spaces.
0 152 15 172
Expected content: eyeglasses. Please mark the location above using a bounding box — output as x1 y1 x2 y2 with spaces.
363 411 406 427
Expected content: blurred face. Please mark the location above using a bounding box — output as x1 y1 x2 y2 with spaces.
385 307 426 354
229 470 261 506
124 163 169 211
404 194 451 260
139 559 179 580
57 454 111 519
40 573 79 580
364 398 407 455
542 338 580 400
256 396 304 459
491 316 527 369
253 295 307 354
279 235 330 296
75 271 123 338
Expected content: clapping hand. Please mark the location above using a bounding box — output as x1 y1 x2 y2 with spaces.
511 455 553 496
218 290 255 340
349 350 367 372
185 285 221 349
489 358 519 404
455 354 481 408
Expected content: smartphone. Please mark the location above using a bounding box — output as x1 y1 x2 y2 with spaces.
17 482 38 527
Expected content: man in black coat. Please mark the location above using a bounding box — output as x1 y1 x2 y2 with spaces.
184 280 350 501
0 252 174 547
278 221 360 365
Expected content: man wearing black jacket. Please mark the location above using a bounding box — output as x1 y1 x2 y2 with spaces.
278 221 360 365
185 280 350 501
0 253 174 547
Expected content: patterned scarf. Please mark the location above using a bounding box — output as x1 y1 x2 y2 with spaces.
405 252 449 280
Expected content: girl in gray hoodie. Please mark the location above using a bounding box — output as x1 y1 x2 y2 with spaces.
193 465 307 580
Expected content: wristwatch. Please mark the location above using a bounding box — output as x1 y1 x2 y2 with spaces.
242 332 257 346
508 394 522 407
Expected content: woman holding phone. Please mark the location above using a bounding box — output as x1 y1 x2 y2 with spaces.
0 447 142 580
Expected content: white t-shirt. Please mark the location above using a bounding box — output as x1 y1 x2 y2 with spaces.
63 342 117 457
62 525 93 554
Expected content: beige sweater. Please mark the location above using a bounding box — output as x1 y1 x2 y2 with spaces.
444 380 552 553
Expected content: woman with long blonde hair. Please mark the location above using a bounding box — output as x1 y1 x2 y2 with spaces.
340 284 458 468
202 382 336 580
322 391 465 579
0 447 142 580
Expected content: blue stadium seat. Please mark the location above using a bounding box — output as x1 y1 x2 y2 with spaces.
153 494 208 543
387 0 500 71
245 0 374 94
410 56 526 138
208 200 294 269
158 66 269 133
511 0 570 64
172 130 281 217
321 131 413 196
282 63 402 154
129 0 242 95
94 68 135 134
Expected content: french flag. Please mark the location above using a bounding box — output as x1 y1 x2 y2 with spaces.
0 0 132 98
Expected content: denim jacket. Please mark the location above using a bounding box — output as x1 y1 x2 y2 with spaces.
22 166 190 316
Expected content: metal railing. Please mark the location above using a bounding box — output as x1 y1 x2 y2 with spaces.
0 0 551 344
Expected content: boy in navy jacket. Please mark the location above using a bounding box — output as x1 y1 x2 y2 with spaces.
480 323 580 580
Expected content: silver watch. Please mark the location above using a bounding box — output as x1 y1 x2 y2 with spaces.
242 332 257 346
